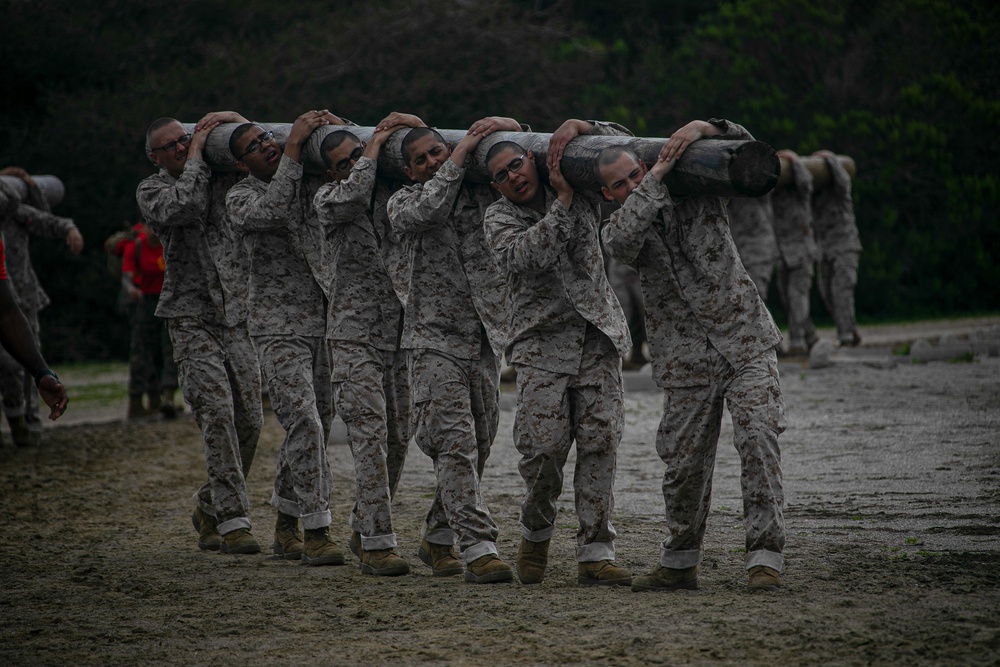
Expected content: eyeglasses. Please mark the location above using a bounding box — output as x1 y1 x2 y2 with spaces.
151 133 192 153
237 131 275 160
492 152 527 184
333 146 365 173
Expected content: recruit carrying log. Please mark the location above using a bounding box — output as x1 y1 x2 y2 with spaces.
0 175 65 208
777 154 856 188
186 122 780 198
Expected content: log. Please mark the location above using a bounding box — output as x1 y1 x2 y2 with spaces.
0 175 65 208
777 154 856 188
187 123 780 198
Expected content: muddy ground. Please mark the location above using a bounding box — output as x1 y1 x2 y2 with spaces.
1 319 998 666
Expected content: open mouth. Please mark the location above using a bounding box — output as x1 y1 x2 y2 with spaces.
514 180 529 195
265 149 279 163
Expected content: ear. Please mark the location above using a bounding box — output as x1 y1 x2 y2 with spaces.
361 140 368 148
403 166 415 182
491 181 501 193
600 186 614 202
148 153 162 167
234 160 250 174
526 150 535 163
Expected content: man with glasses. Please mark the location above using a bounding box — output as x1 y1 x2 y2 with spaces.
384 116 522 584
137 111 264 556
312 113 422 575
226 110 347 566
597 120 785 592
483 119 634 587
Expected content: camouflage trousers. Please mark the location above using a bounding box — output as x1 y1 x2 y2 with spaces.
255 335 335 530
0 308 41 439
655 348 786 571
127 294 177 396
169 317 263 535
513 327 624 562
743 259 775 302
817 251 861 345
776 259 818 351
409 340 501 563
330 341 412 550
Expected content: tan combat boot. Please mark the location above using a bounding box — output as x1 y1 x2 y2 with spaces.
578 560 633 587
272 512 303 560
352 531 410 576
301 527 345 566
747 565 782 591
190 506 221 551
417 539 464 577
465 554 514 584
631 565 698 592
220 527 261 555
516 537 550 585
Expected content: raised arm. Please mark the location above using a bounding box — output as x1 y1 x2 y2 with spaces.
485 200 573 275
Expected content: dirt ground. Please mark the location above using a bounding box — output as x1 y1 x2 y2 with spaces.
1 319 998 666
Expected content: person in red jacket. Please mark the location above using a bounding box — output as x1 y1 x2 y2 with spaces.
121 221 180 419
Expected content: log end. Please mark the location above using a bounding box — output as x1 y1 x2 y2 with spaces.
729 141 780 197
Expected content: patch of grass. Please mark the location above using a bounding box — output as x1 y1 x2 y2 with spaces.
948 352 975 363
71 381 128 406
892 342 911 356
904 537 921 545
716 505 732 512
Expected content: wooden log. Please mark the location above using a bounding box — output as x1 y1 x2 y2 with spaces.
187 123 779 198
777 154 856 188
0 174 65 208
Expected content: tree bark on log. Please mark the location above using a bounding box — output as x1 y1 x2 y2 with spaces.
188 123 780 198
777 154 856 188
0 175 65 208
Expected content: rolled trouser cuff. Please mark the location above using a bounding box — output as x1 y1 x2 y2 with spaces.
420 524 456 546
461 541 498 564
300 509 332 531
217 516 251 535
270 492 300 518
578 541 615 563
521 521 556 543
745 549 783 572
659 545 702 569
361 532 398 551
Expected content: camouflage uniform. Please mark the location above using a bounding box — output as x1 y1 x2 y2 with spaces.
727 193 779 300
226 154 335 531
772 159 819 352
314 156 411 550
485 122 632 562
136 157 263 535
601 119 786 573
386 159 509 563
123 238 177 399
126 290 177 397
0 194 77 441
811 155 863 346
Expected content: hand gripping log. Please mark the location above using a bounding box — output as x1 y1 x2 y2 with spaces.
188 123 780 198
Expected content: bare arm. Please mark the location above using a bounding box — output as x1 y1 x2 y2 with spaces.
0 279 67 419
